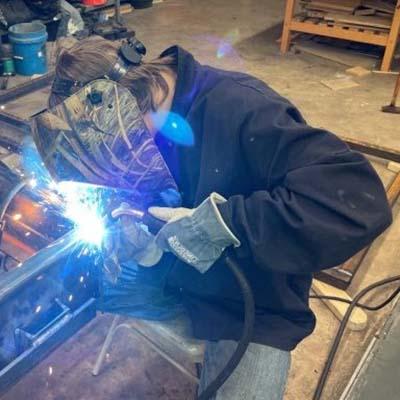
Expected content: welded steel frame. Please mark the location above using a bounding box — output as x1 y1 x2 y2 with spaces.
0 231 97 395
0 72 55 134
0 300 95 395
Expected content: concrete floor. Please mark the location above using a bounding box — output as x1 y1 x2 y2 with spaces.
2 0 400 399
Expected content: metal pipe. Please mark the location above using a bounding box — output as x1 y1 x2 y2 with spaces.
0 72 55 105
0 230 79 302
115 0 122 25
1 231 35 257
0 181 26 222
5 214 52 243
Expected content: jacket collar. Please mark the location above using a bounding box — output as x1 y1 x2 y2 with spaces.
160 46 202 118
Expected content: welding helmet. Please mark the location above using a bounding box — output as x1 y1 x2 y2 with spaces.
32 38 180 207
32 78 179 207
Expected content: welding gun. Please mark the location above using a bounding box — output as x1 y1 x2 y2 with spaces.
110 202 165 234
110 203 255 400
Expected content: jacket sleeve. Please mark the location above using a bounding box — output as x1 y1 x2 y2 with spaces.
217 97 392 274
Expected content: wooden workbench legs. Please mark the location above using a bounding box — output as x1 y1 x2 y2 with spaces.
280 0 296 53
381 1 400 71
280 0 400 71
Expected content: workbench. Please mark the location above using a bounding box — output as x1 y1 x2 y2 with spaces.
280 0 400 71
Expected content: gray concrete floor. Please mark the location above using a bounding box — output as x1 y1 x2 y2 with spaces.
2 0 400 399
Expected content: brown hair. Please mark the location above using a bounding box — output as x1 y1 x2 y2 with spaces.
49 36 177 113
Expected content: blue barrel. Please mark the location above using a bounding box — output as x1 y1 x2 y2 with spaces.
8 22 48 76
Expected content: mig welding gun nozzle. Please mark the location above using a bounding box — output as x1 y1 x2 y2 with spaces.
110 203 145 220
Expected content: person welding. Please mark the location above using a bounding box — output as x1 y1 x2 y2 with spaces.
33 36 392 400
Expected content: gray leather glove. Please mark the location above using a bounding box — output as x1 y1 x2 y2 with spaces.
149 193 240 273
102 203 163 283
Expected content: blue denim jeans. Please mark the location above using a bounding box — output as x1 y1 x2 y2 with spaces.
198 340 291 400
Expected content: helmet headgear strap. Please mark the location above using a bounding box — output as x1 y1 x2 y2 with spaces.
51 37 147 97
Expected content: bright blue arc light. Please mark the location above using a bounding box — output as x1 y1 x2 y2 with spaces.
57 181 106 247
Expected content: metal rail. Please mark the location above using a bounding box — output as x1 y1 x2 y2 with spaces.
0 73 55 105
0 230 79 303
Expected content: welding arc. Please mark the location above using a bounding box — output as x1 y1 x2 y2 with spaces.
312 275 400 400
197 253 255 400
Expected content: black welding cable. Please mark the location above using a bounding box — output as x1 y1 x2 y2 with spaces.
142 214 256 400
312 275 400 400
197 253 255 400
310 285 400 311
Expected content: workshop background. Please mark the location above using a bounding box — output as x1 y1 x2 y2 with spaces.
0 1 399 400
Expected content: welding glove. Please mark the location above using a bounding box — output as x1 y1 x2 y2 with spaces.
102 211 163 283
148 193 241 273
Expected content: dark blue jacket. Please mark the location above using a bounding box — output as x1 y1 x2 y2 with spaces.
159 46 392 351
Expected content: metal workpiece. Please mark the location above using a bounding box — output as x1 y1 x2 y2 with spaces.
0 73 54 105
0 229 98 394
0 230 81 303
0 72 55 135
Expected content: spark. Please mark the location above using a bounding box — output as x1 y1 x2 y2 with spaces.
48 366 53 376
29 178 38 188
48 192 59 203
56 181 106 247
68 294 73 302
19 142 105 248
18 139 107 247
25 232 31 237
35 305 42 313
48 180 58 191
12 213 22 221
79 276 84 283
74 210 105 246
